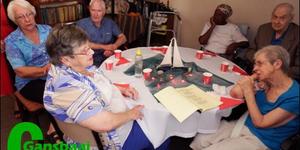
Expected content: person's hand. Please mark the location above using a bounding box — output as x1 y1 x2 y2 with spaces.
237 74 257 96
103 50 114 57
225 43 238 55
209 17 216 27
42 63 51 75
128 105 144 120
103 44 118 51
119 86 139 100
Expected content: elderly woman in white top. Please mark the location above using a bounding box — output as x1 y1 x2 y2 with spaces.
44 24 170 150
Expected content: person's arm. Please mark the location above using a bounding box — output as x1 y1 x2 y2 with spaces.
14 63 50 78
112 33 127 50
88 34 126 51
237 76 296 128
199 18 215 45
116 85 139 100
79 105 144 132
229 84 244 99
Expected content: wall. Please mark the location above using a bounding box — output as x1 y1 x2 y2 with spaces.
166 0 299 49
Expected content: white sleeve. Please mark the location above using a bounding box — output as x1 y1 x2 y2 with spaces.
231 25 248 42
200 22 211 36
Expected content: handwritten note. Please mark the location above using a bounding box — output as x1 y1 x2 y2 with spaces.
154 84 222 122
176 85 221 111
154 86 199 123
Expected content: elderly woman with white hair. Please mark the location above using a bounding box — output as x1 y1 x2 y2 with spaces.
4 0 57 142
190 45 299 150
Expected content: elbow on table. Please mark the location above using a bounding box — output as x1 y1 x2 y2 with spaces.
229 86 244 99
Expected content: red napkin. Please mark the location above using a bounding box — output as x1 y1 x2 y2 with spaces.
115 57 130 66
113 83 129 88
219 96 244 110
232 65 248 75
150 47 168 54
203 50 217 56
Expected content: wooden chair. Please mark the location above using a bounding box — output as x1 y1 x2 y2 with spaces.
54 119 104 149
4 52 63 142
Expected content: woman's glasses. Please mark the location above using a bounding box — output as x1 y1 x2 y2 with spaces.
73 48 94 56
15 12 34 21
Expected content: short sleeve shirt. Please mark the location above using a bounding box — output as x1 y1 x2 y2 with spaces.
200 22 248 54
44 65 132 148
76 17 122 48
5 24 51 90
245 80 300 150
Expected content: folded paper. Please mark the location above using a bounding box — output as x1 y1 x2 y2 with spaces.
158 38 184 68
219 96 244 110
116 57 130 66
154 84 221 122
232 65 248 75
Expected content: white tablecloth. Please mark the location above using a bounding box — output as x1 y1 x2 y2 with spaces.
100 47 242 148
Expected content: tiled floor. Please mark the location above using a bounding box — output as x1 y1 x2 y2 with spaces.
1 95 51 150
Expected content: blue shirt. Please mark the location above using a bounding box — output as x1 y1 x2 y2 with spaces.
76 17 122 47
245 80 300 150
5 24 51 90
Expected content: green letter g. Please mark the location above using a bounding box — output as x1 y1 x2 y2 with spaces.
7 122 43 150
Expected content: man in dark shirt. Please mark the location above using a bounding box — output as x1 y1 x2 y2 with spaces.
245 3 299 81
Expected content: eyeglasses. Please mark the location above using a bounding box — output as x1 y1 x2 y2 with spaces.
73 48 94 56
15 12 34 21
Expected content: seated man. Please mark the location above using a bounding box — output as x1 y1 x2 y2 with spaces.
245 3 299 81
77 0 127 67
199 4 249 60
190 45 299 150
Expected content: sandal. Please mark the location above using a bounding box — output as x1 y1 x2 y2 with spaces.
13 110 21 119
46 131 61 144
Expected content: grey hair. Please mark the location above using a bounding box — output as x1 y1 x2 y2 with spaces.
89 0 106 10
254 45 290 74
7 0 36 24
272 3 294 19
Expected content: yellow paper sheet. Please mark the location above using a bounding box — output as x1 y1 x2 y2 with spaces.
154 84 222 122
176 85 222 111
154 86 199 123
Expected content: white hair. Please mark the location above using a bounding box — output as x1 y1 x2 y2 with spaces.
272 3 294 19
7 0 36 24
89 0 106 10
255 45 290 74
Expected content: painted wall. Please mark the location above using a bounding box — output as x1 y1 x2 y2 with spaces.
165 0 299 49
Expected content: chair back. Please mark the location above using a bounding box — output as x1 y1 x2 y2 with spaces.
237 24 249 38
54 119 104 149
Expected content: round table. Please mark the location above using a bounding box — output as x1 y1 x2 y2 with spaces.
100 47 242 148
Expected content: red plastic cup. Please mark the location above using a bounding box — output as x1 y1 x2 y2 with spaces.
220 61 229 72
202 72 213 85
114 50 122 59
105 60 113 71
196 50 204 59
143 68 152 80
